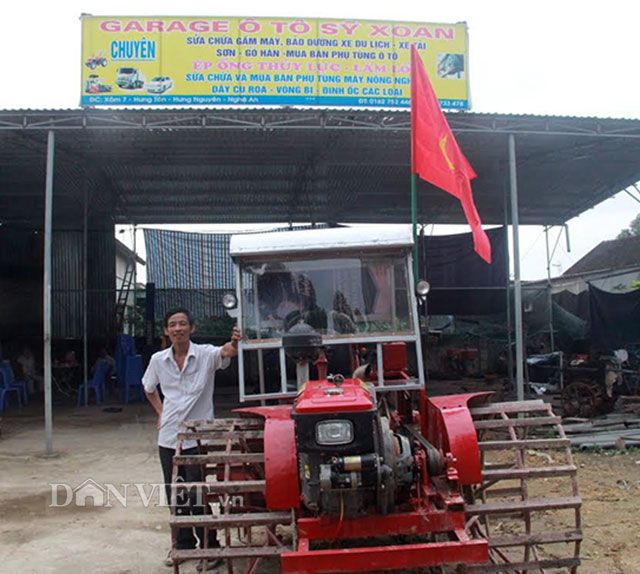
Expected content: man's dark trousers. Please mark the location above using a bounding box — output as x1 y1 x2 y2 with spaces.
159 445 218 550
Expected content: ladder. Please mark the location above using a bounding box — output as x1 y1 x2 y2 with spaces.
115 262 135 332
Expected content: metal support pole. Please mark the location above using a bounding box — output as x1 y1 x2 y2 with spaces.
132 224 137 336
83 179 89 406
544 226 555 352
279 348 288 394
508 134 524 401
43 131 55 454
407 252 426 389
419 225 429 390
253 275 266 406
502 180 513 388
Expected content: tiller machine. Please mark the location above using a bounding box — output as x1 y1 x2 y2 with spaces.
169 228 581 573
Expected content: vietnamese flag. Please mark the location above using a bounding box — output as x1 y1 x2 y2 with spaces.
410 45 491 264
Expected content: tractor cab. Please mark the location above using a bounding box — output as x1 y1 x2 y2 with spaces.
228 226 425 402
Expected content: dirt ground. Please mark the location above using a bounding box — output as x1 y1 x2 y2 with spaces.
1 403 639 574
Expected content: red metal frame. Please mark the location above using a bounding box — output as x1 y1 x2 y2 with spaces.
282 525 487 573
236 406 300 509
296 509 465 540
426 393 492 485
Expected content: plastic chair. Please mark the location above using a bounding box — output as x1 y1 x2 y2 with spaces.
77 360 110 406
0 361 28 406
0 366 23 411
123 354 144 404
115 335 136 400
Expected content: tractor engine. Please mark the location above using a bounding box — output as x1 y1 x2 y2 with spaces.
283 320 413 518
292 376 413 517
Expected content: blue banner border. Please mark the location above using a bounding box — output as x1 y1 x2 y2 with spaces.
80 94 469 109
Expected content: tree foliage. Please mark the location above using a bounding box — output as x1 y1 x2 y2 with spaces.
617 212 640 239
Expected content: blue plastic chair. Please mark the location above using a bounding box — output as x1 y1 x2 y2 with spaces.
77 360 110 406
123 354 144 404
0 361 28 406
115 335 136 400
0 366 23 411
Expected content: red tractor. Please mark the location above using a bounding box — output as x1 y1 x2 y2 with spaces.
85 51 108 69
169 227 581 573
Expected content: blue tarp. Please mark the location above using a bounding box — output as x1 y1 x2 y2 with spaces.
144 229 234 290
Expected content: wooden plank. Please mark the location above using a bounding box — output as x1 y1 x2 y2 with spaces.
479 438 570 451
172 546 285 561
466 496 581 516
468 557 580 573
170 511 291 528
574 437 640 449
594 414 640 424
185 417 263 428
201 442 264 451
563 423 627 435
185 422 264 432
474 416 560 430
172 480 265 494
570 429 640 447
173 453 264 465
178 430 264 441
562 416 640 434
471 401 548 416
483 465 576 480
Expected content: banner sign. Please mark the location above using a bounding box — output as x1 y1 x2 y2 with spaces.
81 16 469 109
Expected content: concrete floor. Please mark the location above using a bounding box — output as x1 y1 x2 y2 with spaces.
0 402 218 574
1 399 639 574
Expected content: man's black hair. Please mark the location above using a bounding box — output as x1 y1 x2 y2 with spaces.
164 307 194 327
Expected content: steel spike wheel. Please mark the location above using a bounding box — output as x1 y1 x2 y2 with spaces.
465 399 582 573
169 416 293 574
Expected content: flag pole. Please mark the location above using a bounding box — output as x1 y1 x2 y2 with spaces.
411 173 418 284
410 46 417 286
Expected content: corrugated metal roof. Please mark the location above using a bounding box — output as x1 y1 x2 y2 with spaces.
0 108 639 228
2 107 639 122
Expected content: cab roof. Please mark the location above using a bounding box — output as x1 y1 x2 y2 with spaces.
229 226 413 257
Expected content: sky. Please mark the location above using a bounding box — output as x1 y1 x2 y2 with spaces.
3 1 639 280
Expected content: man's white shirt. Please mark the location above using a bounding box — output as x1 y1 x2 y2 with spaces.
142 342 230 449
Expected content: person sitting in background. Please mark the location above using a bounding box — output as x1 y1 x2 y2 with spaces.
16 347 43 395
91 347 115 377
62 350 79 367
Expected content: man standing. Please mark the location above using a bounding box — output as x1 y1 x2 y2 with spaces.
143 307 240 568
